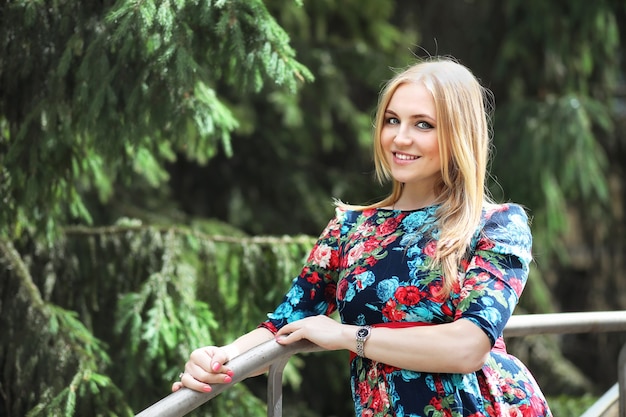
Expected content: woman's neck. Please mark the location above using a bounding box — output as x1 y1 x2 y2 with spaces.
388 186 438 210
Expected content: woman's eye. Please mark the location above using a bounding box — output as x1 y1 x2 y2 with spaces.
416 121 433 129
386 117 400 125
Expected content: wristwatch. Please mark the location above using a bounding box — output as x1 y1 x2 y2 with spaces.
355 326 372 357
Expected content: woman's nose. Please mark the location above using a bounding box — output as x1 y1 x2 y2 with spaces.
393 125 412 145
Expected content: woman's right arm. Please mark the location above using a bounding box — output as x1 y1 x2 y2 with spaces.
172 327 275 393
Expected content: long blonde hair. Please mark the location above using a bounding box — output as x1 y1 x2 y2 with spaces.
358 57 494 295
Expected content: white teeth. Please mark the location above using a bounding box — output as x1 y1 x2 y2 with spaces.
395 153 418 160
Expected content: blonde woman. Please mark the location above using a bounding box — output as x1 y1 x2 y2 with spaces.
174 58 552 416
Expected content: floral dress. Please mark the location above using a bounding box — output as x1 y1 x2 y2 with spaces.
260 203 552 416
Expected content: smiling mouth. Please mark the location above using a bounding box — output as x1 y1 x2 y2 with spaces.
394 152 419 161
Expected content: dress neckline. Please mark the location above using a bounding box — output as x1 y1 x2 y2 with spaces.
376 203 440 212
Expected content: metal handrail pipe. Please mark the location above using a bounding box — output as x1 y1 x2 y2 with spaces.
135 339 323 417
504 310 626 337
617 344 626 417
579 383 619 417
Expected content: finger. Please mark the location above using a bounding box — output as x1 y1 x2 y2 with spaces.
208 349 232 374
275 330 302 345
180 371 213 393
189 347 218 373
186 360 234 386
171 381 182 392
189 347 232 375
276 322 298 337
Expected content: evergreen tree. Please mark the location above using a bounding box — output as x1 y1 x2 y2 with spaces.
1 0 315 415
1 0 312 240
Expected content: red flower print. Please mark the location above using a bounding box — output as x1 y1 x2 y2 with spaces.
519 402 538 417
429 397 443 410
528 391 548 414
428 280 446 302
326 218 341 237
337 279 348 301
312 243 332 268
365 256 377 266
509 277 524 296
382 299 406 321
347 242 365 266
512 387 525 399
363 208 377 217
485 204 508 219
377 217 400 236
463 276 478 287
501 383 514 395
476 237 496 251
381 234 398 246
423 240 437 258
307 271 322 285
357 381 372 404
353 266 367 275
474 256 502 277
364 236 380 252
395 285 423 305
329 250 339 269
370 387 384 412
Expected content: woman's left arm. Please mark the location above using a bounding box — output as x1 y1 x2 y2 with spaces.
276 315 490 373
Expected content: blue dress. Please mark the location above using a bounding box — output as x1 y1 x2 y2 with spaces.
261 203 552 416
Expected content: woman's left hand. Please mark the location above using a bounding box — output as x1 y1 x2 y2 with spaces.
274 315 353 351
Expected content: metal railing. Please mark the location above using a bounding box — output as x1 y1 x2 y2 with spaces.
136 311 626 417
136 339 324 417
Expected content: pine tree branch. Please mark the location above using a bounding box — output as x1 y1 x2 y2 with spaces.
0 238 46 310
62 224 317 246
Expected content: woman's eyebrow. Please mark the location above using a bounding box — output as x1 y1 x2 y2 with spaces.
385 109 435 120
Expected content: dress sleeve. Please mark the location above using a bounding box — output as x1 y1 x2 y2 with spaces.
454 204 533 346
259 208 345 334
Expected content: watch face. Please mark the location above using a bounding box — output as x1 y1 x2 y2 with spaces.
357 328 369 338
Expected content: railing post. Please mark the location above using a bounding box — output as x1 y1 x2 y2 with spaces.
617 344 626 417
267 357 290 417
135 339 322 417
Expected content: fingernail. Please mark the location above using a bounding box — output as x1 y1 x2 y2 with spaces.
212 362 220 372
202 385 212 392
226 370 234 377
224 375 232 383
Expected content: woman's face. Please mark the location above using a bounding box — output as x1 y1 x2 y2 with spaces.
380 82 441 195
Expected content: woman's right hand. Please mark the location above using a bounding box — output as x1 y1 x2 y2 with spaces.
171 345 235 393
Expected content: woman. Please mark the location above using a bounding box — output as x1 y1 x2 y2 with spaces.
173 57 553 416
